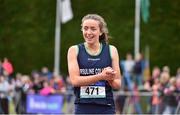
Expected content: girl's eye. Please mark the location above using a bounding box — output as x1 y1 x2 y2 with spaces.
82 27 88 31
82 27 97 32
91 28 97 31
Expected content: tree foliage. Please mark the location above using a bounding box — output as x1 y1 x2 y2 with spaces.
0 0 179 75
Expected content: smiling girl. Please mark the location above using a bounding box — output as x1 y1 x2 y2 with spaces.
67 14 121 114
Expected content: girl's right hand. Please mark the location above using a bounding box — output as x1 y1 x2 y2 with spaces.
100 67 116 81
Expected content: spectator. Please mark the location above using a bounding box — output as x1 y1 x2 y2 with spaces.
123 53 134 90
15 75 32 114
65 76 74 114
40 80 55 96
66 76 73 102
132 84 142 114
151 78 161 114
50 75 66 94
176 76 180 95
144 66 161 91
163 77 178 114
159 72 170 114
143 66 161 113
162 65 170 74
2 57 14 76
175 76 180 114
31 71 43 94
0 75 10 114
14 73 23 113
133 53 144 89
0 60 3 75
40 66 53 81
176 67 180 77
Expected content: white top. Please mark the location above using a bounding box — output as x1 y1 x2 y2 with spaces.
124 60 134 73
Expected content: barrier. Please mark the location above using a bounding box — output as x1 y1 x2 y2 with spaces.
113 90 180 114
5 90 179 114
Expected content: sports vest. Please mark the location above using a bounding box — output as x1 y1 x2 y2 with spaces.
74 43 114 105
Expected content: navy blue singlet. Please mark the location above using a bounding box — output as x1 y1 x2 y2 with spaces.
74 43 115 114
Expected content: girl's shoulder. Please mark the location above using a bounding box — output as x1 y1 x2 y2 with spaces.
68 45 79 56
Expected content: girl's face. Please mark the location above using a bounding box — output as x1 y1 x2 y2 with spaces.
82 19 102 44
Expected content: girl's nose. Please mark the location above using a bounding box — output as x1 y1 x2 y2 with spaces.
86 29 92 34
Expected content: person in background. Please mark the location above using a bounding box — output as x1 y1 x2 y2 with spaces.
123 53 134 91
40 80 55 96
151 77 161 114
31 72 43 94
133 53 144 89
159 71 170 114
2 57 14 82
162 65 170 74
143 66 161 113
67 14 121 114
163 77 178 114
15 75 32 114
40 66 53 81
65 76 74 114
175 76 180 114
0 75 10 114
50 75 66 94
144 66 161 91
176 67 180 77
0 59 3 75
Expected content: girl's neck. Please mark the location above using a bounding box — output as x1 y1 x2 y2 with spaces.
85 42 100 50
84 42 101 55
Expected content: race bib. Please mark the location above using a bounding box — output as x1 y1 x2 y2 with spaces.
80 86 106 98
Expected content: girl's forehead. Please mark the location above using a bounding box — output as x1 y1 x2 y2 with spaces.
82 19 99 26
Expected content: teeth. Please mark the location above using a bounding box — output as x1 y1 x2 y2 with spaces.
87 35 93 38
86 36 93 39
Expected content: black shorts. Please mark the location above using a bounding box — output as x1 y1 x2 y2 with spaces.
75 103 115 114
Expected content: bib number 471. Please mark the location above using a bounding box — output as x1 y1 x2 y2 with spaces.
85 87 99 95
80 86 106 98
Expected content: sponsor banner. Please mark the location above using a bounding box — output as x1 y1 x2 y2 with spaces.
26 94 63 114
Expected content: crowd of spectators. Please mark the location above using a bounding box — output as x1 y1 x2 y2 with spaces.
115 53 180 114
0 58 73 114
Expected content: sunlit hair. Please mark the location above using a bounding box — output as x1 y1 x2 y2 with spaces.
81 14 110 43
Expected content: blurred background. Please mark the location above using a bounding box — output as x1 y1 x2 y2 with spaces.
0 0 180 114
0 0 179 75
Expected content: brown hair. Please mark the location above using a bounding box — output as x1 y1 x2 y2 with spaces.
81 14 110 43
